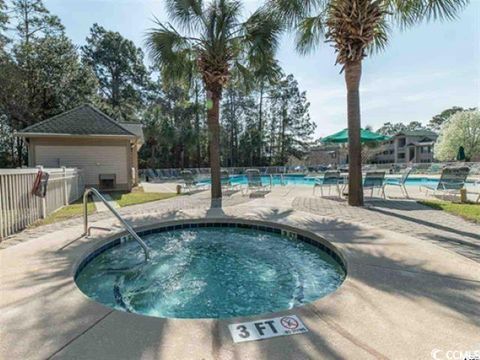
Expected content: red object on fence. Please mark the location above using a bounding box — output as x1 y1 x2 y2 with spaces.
32 171 49 198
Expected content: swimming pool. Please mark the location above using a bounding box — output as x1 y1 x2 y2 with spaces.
75 222 346 319
198 174 450 187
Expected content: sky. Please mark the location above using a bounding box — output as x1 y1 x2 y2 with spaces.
44 0 480 138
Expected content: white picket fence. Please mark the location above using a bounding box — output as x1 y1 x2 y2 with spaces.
0 167 85 240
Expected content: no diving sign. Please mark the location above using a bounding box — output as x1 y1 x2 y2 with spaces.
228 315 308 343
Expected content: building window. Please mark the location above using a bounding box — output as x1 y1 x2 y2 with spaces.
398 153 405 159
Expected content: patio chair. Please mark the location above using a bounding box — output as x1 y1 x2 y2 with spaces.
313 171 342 198
473 181 480 203
180 170 207 193
145 169 157 182
363 171 386 199
385 167 412 198
243 169 270 196
425 163 442 175
154 169 162 179
474 179 480 203
221 170 239 191
421 166 470 198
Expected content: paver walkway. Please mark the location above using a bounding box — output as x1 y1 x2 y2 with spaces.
1 184 479 360
292 196 480 263
0 190 251 249
1 185 479 265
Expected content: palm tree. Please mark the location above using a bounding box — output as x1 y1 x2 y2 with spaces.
252 58 282 163
269 0 468 206
146 0 281 207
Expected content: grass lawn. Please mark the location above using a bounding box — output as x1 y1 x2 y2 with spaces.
31 189 178 227
110 191 178 207
31 198 96 228
419 200 480 223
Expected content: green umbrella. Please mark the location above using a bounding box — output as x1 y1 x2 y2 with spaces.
321 128 391 144
456 146 466 161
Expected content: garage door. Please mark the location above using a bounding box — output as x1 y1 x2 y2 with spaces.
35 145 128 185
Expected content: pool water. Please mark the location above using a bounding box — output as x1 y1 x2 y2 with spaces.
198 174 448 187
76 226 345 319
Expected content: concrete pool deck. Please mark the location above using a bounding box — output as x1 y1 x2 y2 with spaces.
1 186 479 359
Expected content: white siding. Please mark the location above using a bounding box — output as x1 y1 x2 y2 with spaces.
35 145 128 185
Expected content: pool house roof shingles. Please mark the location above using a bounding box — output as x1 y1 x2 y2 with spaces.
16 104 139 138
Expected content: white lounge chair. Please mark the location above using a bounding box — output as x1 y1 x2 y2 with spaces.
180 170 208 193
385 167 412 198
221 170 240 192
313 171 342 198
243 169 270 196
363 171 386 199
421 166 470 199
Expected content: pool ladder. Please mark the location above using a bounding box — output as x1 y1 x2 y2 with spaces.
83 187 150 261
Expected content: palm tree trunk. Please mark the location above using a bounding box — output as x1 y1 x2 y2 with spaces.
207 90 222 207
194 83 201 167
230 91 235 166
280 107 287 163
345 60 364 206
257 81 264 163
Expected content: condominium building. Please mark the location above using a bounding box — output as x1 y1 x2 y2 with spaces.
372 130 438 164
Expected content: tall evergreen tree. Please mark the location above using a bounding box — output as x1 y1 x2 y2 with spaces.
428 106 472 131
252 58 281 164
0 0 9 57
222 74 256 167
377 121 429 136
140 80 202 169
0 0 97 166
268 74 315 164
82 24 148 121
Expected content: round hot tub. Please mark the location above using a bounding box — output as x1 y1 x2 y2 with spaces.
75 222 346 319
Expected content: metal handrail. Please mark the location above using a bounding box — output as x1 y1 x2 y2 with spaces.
83 187 150 261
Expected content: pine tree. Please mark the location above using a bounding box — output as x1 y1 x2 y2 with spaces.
82 24 148 121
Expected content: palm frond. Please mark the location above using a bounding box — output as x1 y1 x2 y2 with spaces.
216 0 242 42
384 0 420 27
296 14 326 55
145 20 195 84
385 0 469 28
367 14 390 55
422 0 469 21
165 0 205 33
252 57 282 84
148 0 283 93
243 8 283 64
232 60 255 91
266 0 328 28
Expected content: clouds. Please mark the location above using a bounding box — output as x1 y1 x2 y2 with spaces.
45 0 479 139
278 2 480 137
300 65 478 138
